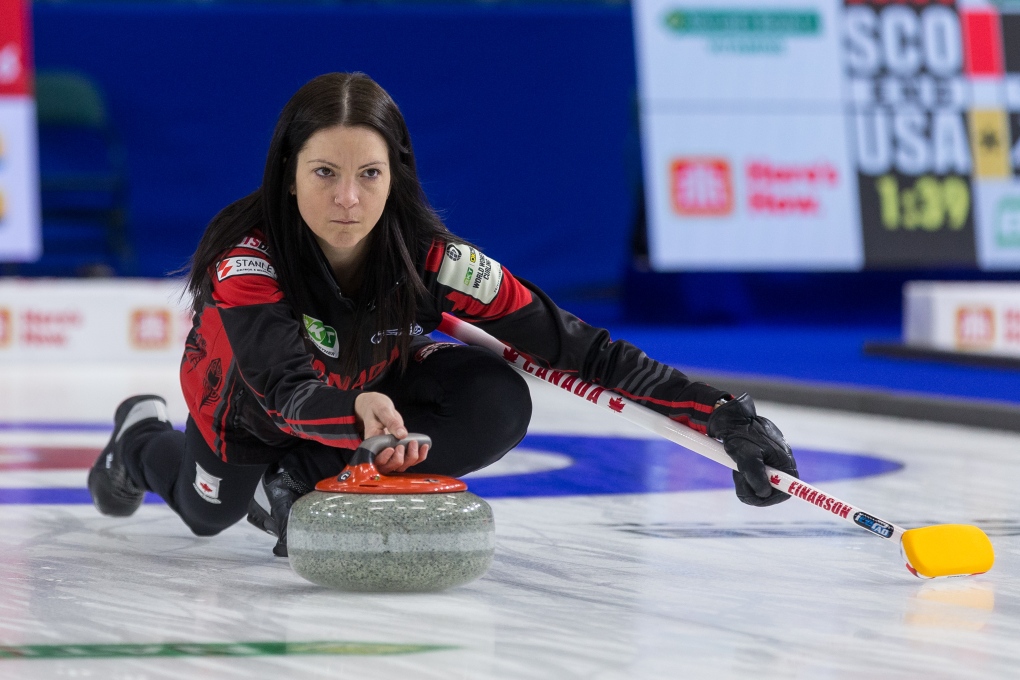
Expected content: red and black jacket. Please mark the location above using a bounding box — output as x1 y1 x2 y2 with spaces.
181 231 728 464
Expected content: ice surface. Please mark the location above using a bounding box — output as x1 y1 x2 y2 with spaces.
0 366 1017 679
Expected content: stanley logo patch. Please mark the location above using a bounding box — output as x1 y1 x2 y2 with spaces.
215 256 276 281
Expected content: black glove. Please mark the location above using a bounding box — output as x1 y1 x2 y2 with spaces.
706 393 799 507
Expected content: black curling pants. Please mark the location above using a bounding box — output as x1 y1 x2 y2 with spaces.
126 344 532 537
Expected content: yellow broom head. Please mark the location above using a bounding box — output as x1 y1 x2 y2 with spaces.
901 525 995 578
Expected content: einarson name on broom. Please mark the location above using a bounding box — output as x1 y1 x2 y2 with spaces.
87 72 799 556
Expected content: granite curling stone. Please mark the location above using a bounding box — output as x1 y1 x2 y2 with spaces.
288 434 495 592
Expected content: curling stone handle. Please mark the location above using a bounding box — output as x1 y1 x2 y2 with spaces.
348 433 433 466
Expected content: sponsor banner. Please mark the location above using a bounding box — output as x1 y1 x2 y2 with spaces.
643 112 862 269
0 0 40 263
904 280 1020 356
0 279 191 364
0 97 40 262
635 0 1020 270
0 0 31 98
973 178 1020 267
633 0 843 106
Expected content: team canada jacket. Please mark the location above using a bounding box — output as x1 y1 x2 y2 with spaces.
181 230 730 464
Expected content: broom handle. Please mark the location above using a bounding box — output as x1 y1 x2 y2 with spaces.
438 313 906 542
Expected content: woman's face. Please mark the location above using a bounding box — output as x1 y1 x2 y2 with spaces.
292 125 391 269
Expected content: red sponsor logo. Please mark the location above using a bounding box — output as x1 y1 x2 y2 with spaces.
1004 309 1020 345
130 308 172 349
216 261 233 280
238 236 268 253
608 397 625 413
955 306 995 348
787 481 851 519
199 482 212 493
746 160 838 216
670 158 733 216
19 309 83 347
0 308 10 347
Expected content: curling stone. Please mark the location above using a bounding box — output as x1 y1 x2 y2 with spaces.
287 434 495 592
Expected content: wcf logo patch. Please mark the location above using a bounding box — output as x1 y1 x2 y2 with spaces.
670 158 733 217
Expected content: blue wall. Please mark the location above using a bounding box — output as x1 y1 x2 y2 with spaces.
33 3 638 297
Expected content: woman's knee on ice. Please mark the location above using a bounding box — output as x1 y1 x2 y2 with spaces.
180 508 247 537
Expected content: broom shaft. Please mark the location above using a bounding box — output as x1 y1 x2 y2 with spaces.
438 313 906 542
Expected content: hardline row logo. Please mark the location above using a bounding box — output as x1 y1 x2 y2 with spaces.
852 511 894 539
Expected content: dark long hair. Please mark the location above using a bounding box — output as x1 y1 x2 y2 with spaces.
186 73 454 371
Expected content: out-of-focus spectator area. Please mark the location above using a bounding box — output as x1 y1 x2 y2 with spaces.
7 0 1020 421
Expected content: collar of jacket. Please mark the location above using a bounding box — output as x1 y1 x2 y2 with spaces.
305 228 345 301
303 227 408 313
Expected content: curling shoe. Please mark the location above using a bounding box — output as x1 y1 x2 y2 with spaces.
88 395 171 517
247 468 310 558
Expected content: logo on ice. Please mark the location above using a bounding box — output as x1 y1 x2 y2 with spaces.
670 158 733 216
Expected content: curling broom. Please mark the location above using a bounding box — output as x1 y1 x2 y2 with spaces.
437 313 995 579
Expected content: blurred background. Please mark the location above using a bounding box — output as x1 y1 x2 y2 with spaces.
1 0 1018 427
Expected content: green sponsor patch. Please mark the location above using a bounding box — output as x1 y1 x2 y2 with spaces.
0 640 455 661
303 314 339 358
663 10 820 35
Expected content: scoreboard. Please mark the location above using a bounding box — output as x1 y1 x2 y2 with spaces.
635 0 1020 270
0 0 39 263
